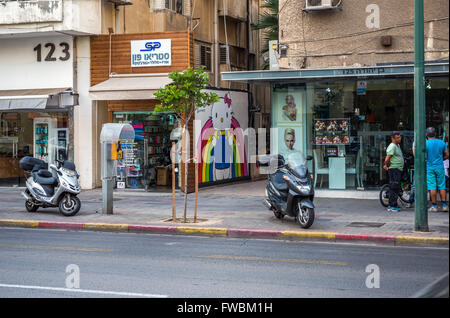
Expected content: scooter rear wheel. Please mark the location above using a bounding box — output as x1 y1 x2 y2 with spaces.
25 200 38 212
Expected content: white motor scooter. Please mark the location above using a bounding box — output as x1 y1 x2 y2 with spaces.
19 156 81 216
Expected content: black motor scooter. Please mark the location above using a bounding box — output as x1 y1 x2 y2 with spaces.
257 152 315 229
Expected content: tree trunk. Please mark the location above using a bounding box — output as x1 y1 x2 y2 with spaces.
171 141 176 221
183 124 188 223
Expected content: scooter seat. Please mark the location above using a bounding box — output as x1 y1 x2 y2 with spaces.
32 171 58 186
37 169 53 178
270 172 288 191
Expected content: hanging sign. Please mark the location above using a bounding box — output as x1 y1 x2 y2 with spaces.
130 39 172 67
357 80 367 95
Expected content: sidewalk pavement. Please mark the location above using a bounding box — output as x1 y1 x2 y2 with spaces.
0 180 448 247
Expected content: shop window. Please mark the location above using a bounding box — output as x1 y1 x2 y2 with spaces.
0 111 70 187
154 0 185 15
302 77 449 191
112 111 177 190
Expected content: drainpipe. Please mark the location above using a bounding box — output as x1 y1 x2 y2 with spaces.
214 0 219 87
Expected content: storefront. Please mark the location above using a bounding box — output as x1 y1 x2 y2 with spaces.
223 62 449 191
89 31 194 192
0 35 78 187
111 110 177 189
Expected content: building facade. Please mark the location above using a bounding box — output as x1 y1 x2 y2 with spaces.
0 0 99 187
223 0 449 193
0 0 268 191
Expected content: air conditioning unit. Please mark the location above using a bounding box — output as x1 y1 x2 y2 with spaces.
303 0 341 12
107 0 133 6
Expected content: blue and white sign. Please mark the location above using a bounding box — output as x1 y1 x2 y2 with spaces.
357 80 367 95
131 39 172 67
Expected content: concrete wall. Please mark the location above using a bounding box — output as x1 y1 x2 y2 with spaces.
0 35 74 90
278 0 449 69
0 0 102 36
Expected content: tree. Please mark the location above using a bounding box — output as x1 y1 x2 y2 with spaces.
252 0 279 69
154 67 219 223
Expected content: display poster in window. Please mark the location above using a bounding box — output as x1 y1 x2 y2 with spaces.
277 126 303 160
314 118 350 145
274 91 303 123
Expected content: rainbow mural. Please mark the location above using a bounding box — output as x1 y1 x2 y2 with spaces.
197 94 248 183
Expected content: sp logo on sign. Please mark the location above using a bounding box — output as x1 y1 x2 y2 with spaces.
140 42 162 52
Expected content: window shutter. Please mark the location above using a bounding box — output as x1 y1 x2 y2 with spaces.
194 43 201 69
219 45 229 65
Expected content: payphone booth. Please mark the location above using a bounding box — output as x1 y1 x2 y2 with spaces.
100 123 135 214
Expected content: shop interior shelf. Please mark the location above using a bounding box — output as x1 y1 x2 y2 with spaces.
314 131 348 135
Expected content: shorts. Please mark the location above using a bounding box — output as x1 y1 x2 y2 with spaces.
427 168 446 190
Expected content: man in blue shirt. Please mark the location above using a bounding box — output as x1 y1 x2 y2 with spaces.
426 127 449 212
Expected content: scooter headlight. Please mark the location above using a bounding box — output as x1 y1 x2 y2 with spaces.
297 184 311 194
61 167 76 176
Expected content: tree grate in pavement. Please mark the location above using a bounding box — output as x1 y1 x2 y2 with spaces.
346 222 385 228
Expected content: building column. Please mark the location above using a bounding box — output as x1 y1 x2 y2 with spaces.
74 36 96 189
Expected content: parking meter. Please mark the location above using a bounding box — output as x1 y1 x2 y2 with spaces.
170 127 182 189
100 123 135 214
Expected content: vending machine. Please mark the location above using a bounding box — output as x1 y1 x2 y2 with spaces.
33 118 57 165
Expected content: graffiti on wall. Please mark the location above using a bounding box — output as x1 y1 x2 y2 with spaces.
196 91 248 183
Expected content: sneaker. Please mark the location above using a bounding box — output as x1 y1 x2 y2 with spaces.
387 206 401 212
428 205 439 213
405 203 414 208
442 204 449 212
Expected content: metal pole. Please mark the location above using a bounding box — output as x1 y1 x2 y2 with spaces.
172 141 176 221
414 0 428 231
214 0 219 87
101 142 113 215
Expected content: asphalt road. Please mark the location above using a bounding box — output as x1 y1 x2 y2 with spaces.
0 227 448 298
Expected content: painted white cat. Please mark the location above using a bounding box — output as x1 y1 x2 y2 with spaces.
210 94 234 181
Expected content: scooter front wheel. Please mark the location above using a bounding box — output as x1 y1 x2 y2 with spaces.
296 203 315 229
59 194 81 216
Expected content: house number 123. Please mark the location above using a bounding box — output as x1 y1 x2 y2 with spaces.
33 42 70 62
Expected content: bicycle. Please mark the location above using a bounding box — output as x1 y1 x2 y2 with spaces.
379 156 413 208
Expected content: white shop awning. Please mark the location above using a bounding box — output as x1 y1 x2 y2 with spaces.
89 73 172 100
0 88 76 111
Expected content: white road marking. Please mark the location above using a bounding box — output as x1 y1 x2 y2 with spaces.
0 283 168 298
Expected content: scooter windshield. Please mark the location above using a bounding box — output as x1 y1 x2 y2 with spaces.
287 152 307 177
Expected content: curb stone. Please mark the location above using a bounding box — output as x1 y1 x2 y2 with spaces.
0 219 448 247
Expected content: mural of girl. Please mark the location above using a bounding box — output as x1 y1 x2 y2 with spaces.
197 93 248 183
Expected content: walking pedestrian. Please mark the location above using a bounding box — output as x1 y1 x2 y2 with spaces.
425 127 449 212
406 140 415 208
383 131 404 212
